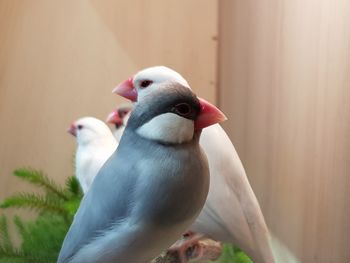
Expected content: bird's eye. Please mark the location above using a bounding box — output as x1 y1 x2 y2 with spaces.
118 109 128 117
77 125 83 130
140 80 153 88
174 103 192 117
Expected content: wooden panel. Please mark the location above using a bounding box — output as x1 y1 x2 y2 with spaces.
219 0 350 262
0 0 218 199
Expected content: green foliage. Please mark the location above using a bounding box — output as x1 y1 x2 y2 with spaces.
215 244 253 263
0 216 25 263
0 193 67 216
0 215 14 253
65 176 80 196
0 168 82 262
0 167 252 263
196 244 253 263
13 169 68 201
13 215 69 263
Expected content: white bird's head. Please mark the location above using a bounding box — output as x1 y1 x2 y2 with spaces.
67 117 114 145
112 66 226 144
112 66 190 102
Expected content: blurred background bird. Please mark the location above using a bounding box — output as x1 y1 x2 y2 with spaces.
67 117 118 194
106 105 133 142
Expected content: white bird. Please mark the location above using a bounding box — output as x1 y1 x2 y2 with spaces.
106 105 132 142
67 117 118 193
58 84 226 263
113 66 299 263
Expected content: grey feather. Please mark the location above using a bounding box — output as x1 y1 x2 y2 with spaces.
58 87 209 263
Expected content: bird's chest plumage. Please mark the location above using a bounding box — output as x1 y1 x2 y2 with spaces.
128 140 209 227
59 133 210 263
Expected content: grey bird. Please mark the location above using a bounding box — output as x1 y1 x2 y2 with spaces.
57 84 226 263
113 66 300 263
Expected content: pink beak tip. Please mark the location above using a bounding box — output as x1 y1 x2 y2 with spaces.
112 76 137 101
106 111 122 124
195 97 227 130
106 111 116 122
67 123 77 137
111 87 118 94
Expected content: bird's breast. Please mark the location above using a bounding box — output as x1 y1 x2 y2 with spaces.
134 143 210 227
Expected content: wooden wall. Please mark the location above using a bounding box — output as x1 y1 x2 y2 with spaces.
219 0 350 262
2 1 350 262
0 0 218 201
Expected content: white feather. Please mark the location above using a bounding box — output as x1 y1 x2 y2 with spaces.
136 113 194 144
134 66 190 101
130 66 300 263
74 117 118 193
112 128 124 142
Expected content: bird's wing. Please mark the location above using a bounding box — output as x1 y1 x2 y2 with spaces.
197 124 275 262
75 140 117 194
58 148 138 263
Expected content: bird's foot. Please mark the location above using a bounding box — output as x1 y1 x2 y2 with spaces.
168 232 205 263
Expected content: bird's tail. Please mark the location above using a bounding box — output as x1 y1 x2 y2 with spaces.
269 233 300 263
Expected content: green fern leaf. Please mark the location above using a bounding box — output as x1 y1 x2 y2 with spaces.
17 214 69 263
0 215 14 253
0 258 26 263
0 193 67 217
0 254 27 263
12 216 27 243
65 176 82 197
0 216 30 262
13 168 68 201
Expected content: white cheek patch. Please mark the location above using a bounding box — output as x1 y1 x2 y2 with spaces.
136 113 194 144
138 88 156 101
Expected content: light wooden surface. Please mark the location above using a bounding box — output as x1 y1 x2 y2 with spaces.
0 0 218 199
219 0 350 262
3 1 350 262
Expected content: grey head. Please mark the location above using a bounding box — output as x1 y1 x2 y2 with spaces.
124 83 202 145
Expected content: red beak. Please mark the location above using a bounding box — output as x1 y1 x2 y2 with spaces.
195 98 227 130
106 111 123 126
67 123 77 137
112 77 138 102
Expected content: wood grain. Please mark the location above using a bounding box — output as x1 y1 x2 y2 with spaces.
0 0 218 199
219 0 350 262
